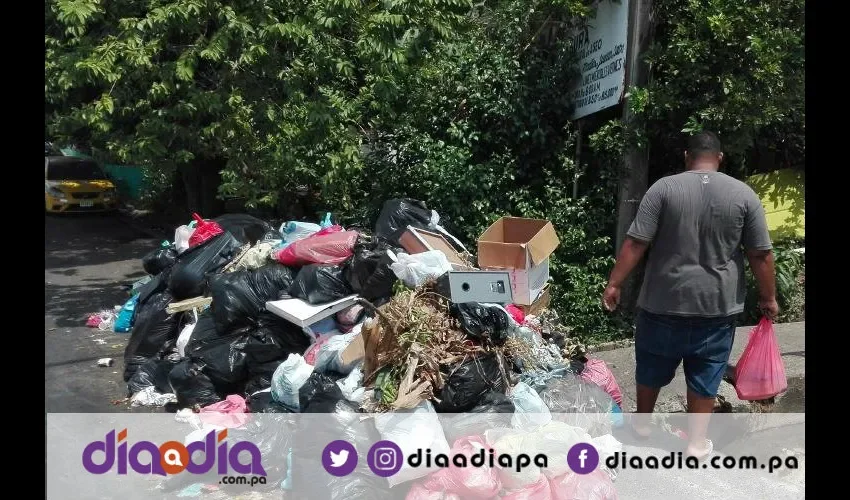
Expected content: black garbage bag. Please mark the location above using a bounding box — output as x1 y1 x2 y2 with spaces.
123 291 179 381
209 263 294 333
127 355 181 395
168 231 242 300
373 198 433 244
213 213 274 245
261 228 284 242
245 373 276 397
299 372 344 412
434 352 507 412
450 303 511 345
289 264 353 304
443 391 515 443
136 269 171 308
292 458 392 500
344 239 400 301
168 359 222 408
142 246 178 276
245 315 311 370
183 312 249 391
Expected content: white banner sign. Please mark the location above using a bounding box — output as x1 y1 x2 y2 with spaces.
568 0 630 120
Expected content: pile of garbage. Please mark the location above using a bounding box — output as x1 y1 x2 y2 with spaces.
97 200 626 498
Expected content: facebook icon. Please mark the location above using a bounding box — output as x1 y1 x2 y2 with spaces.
567 443 600 474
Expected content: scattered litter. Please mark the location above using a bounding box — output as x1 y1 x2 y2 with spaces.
93 339 107 345
130 387 178 407
97 358 114 367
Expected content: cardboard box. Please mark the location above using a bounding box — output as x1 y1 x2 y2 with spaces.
446 270 513 304
340 332 365 367
518 283 551 317
477 217 560 305
399 226 471 270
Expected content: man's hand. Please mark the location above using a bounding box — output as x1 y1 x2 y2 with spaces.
602 285 621 312
759 297 780 320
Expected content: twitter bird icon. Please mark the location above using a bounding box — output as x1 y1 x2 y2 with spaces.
322 440 358 476
330 450 349 468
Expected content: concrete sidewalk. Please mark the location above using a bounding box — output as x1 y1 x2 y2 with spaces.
593 321 805 412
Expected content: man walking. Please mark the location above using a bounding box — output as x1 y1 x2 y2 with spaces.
602 131 778 459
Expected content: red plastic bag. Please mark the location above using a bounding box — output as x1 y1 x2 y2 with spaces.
502 475 553 500
188 213 224 248
580 358 624 407
312 225 344 238
420 436 501 498
733 317 787 400
506 304 526 325
275 230 358 266
549 470 617 500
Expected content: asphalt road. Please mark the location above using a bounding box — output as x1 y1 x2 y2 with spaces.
45 212 158 412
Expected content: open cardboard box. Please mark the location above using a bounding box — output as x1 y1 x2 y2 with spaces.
477 217 560 305
518 283 551 317
399 226 472 270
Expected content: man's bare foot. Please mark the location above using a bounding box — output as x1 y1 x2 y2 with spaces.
685 438 714 461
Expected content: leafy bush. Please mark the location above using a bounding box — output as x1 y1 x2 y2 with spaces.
742 240 805 325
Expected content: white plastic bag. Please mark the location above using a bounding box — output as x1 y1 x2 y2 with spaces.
374 401 451 487
390 251 452 288
176 322 196 358
336 365 366 404
174 225 195 254
313 325 363 375
271 353 314 411
510 382 552 430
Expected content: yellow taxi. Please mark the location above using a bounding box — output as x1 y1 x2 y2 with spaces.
45 155 119 213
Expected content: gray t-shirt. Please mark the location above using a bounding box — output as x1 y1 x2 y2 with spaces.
627 170 772 317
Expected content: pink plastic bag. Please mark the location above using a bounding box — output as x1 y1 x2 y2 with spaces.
580 358 624 407
275 230 358 266
549 470 618 500
188 213 224 248
406 484 460 500
733 317 788 400
502 475 553 500
420 436 501 498
199 395 249 428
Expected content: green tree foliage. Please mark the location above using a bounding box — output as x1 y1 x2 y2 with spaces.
633 0 805 178
47 0 804 341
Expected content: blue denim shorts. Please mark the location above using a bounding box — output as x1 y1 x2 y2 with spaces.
635 309 736 398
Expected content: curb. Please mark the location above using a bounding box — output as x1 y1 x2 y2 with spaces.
588 339 635 353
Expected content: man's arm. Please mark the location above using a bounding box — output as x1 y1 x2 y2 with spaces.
602 181 664 311
747 249 778 318
742 190 779 319
603 237 649 311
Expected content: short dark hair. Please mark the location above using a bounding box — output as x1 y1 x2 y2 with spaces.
686 131 722 156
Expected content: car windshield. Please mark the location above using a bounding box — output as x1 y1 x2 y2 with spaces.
47 159 108 181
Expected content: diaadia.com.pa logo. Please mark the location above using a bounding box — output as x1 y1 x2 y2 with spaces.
82 428 266 477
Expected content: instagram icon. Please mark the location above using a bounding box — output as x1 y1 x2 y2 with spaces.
367 441 403 477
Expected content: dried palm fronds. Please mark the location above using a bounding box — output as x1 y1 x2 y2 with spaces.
358 286 487 411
